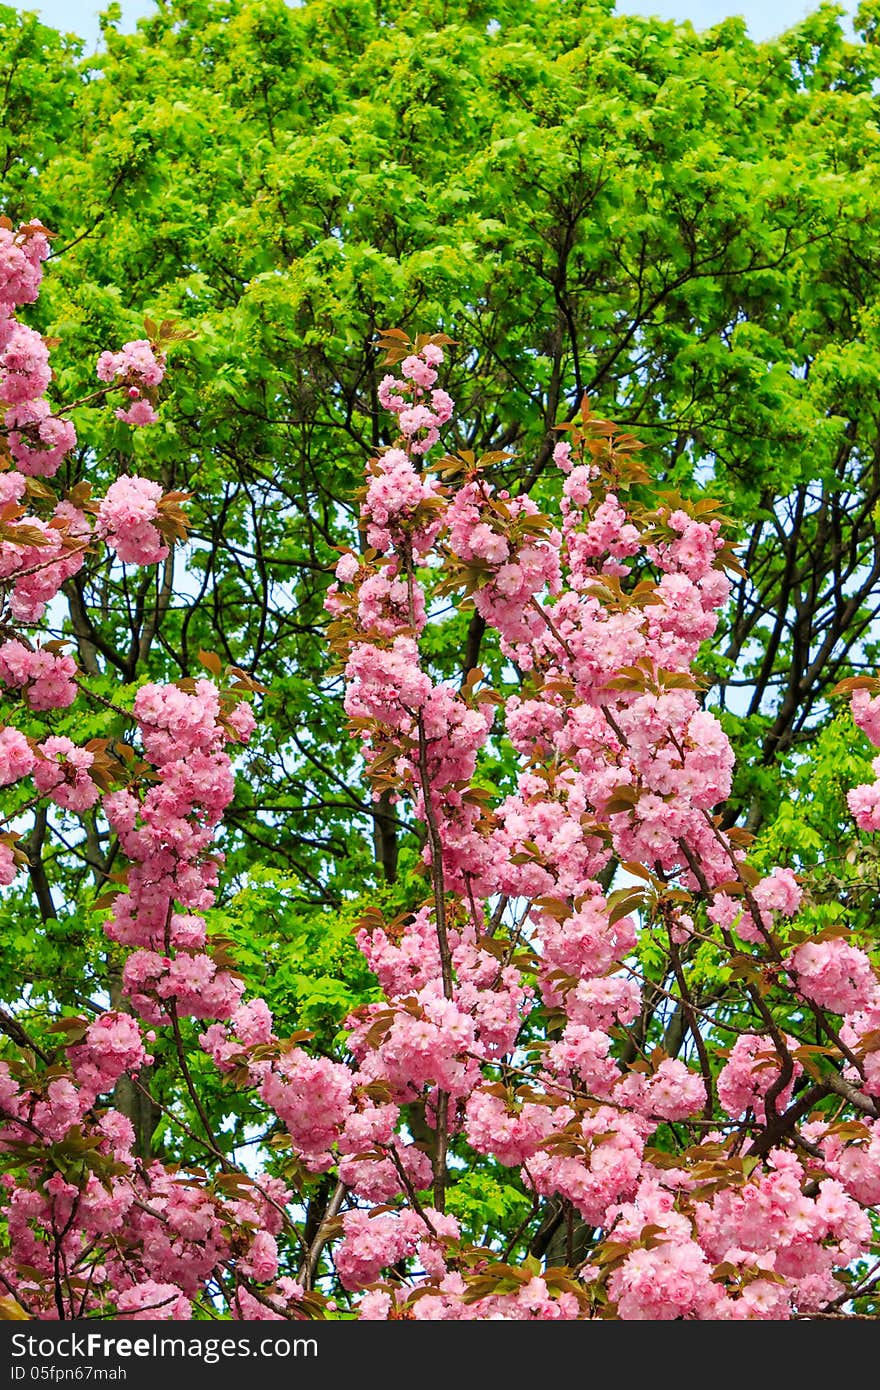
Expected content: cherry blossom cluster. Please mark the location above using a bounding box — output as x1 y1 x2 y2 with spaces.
377 340 453 455
96 338 166 426
0 665 296 1317
104 679 257 1024
97 475 169 565
0 223 164 482
0 1042 295 1320
0 219 75 477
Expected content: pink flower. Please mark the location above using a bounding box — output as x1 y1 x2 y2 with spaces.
97 339 166 388
70 1013 148 1098
242 1230 279 1282
260 1049 355 1169
851 688 880 747
609 1236 723 1320
34 735 100 811
717 1034 801 1121
754 867 802 918
227 700 256 743
553 440 573 472
0 641 77 711
97 475 168 565
335 1207 423 1290
115 399 158 427
335 552 359 582
0 323 50 404
116 1281 191 1320
6 398 76 476
790 937 876 1016
0 726 34 785
0 222 49 312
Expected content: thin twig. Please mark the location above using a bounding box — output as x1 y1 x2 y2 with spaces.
299 1179 347 1290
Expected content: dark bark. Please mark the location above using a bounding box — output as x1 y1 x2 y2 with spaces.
373 788 399 883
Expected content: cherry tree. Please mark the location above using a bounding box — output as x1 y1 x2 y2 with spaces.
1 225 880 1321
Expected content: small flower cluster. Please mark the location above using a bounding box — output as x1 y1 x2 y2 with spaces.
377 342 453 455
0 220 76 477
106 680 251 1024
96 337 166 426
97 475 169 566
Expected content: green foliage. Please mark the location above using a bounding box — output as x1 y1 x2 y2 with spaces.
207 867 381 1050
446 1165 533 1253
